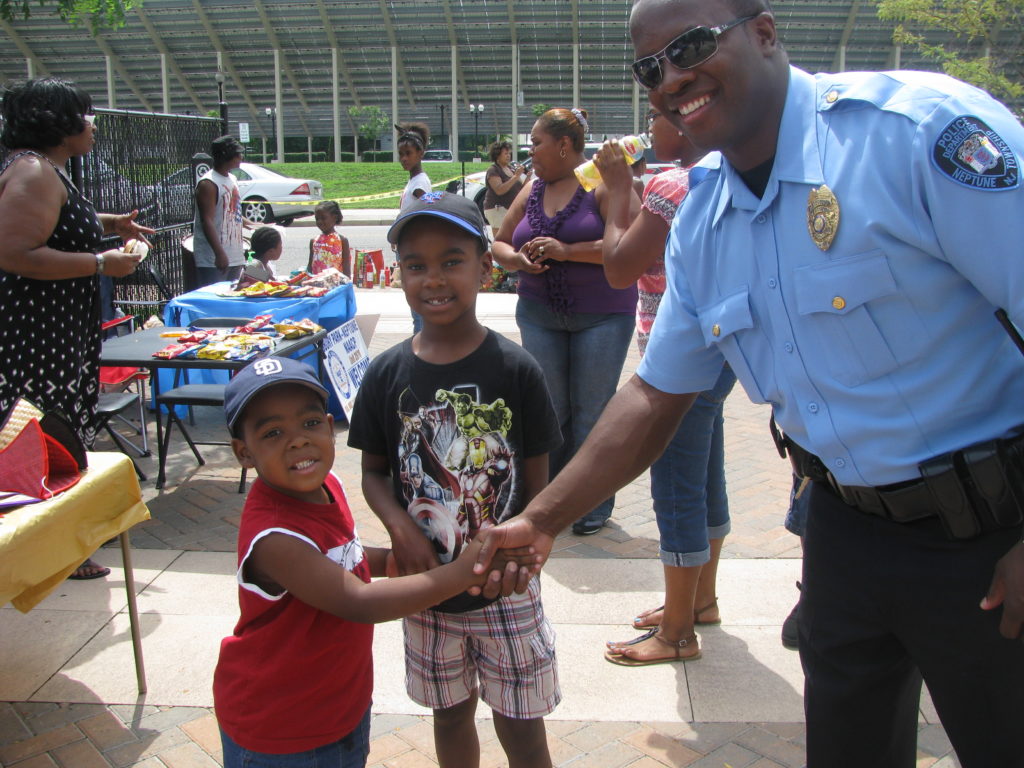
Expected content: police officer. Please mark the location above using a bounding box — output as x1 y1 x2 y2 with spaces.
474 1 1024 766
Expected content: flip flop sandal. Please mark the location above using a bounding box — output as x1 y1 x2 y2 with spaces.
629 598 721 629
630 606 664 630
693 598 722 626
607 627 659 652
605 630 701 667
67 558 111 580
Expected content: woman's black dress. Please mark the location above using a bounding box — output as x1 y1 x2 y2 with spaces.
0 151 105 446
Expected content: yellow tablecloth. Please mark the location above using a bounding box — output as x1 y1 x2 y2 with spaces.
0 452 150 612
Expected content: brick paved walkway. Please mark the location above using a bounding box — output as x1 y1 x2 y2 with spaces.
0 290 962 767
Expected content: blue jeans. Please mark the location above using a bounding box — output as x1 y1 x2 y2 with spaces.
651 364 737 566
516 297 635 525
220 705 371 768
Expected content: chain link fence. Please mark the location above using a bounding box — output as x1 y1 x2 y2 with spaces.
1 107 220 312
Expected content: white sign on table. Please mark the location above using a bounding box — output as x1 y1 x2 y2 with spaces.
323 318 371 420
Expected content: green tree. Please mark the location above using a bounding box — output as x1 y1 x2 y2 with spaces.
532 104 551 117
0 0 137 29
876 0 1024 101
347 105 390 158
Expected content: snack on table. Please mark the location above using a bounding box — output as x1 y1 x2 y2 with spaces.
273 318 324 339
237 315 274 334
177 329 213 344
153 342 199 359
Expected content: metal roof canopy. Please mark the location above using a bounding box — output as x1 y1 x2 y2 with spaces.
1 0 1018 156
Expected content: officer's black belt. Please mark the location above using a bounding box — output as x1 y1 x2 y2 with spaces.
770 417 1024 540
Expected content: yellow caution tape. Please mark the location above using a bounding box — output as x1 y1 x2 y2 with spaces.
252 175 467 206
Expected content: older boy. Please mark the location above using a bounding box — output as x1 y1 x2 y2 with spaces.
348 192 562 768
214 356 516 768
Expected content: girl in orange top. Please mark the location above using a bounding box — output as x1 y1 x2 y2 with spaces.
309 200 351 277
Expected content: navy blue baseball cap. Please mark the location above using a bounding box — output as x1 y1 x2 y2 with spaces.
387 191 489 250
225 356 329 431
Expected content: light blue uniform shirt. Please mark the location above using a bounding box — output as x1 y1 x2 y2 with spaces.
639 66 1024 486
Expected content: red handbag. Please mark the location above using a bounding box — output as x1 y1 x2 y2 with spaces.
0 405 83 501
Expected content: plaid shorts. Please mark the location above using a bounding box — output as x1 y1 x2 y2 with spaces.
402 578 560 719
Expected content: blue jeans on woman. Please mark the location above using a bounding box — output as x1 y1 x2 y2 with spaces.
651 364 737 566
220 705 371 768
516 297 635 528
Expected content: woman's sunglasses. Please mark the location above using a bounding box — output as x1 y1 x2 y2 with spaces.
631 14 759 90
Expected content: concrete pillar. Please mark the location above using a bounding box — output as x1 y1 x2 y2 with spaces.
391 46 399 162
106 56 116 108
160 53 170 113
451 46 459 159
332 48 341 162
274 49 284 162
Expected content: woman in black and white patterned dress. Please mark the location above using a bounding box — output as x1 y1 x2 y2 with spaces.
0 78 153 579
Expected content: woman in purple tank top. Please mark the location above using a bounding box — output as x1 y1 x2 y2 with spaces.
492 108 640 536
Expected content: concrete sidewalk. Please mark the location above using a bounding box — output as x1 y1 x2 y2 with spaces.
0 289 961 767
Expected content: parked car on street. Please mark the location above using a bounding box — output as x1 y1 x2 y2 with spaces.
232 163 323 225
423 149 454 162
149 162 324 227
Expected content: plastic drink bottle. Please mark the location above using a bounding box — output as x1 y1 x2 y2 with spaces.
574 134 650 191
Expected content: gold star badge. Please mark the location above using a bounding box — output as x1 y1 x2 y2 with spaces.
807 185 839 251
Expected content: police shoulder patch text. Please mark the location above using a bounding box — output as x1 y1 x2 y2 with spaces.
932 115 1019 191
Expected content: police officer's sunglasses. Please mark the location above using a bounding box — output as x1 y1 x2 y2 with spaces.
631 14 760 90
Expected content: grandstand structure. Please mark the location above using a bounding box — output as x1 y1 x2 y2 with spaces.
1 0 1019 160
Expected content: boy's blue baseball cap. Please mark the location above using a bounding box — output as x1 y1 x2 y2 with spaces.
225 357 329 431
387 191 489 250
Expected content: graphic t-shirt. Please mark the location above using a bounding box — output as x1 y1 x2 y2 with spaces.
347 330 561 612
311 231 345 274
192 169 244 269
213 473 373 754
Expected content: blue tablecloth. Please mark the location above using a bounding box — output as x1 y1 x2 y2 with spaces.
160 281 357 417
164 281 356 330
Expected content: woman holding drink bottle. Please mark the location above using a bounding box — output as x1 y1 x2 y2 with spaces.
491 107 640 536
0 77 153 579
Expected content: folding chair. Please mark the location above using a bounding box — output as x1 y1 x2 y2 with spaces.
95 315 150 479
154 316 253 491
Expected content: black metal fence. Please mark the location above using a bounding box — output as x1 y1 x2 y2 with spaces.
1 107 220 310
86 109 221 306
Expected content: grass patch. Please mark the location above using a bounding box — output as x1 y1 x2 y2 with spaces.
274 162 489 208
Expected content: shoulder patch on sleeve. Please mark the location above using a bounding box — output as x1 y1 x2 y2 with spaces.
932 115 1019 191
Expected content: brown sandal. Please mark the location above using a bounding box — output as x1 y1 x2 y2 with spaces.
605 629 701 666
630 598 721 629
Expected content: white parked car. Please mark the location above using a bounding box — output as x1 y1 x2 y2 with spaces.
447 170 488 212
232 163 323 225
150 162 324 226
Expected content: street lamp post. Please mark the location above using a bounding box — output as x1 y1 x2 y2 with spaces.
469 103 484 161
264 107 276 163
215 71 228 136
439 104 447 147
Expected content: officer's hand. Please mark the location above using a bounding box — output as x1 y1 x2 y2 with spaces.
981 540 1024 639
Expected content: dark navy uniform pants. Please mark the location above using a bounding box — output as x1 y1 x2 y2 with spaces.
800 481 1024 768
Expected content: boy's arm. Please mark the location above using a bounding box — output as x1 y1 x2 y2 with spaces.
361 452 441 575
248 532 496 623
364 545 396 578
